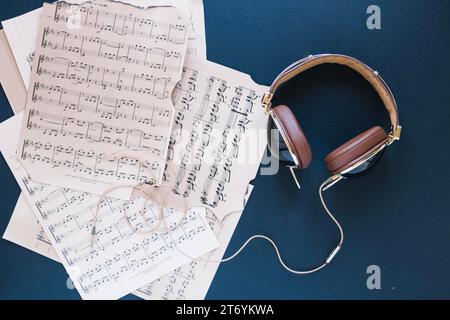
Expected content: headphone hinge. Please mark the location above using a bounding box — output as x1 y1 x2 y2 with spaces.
388 125 402 145
261 92 273 114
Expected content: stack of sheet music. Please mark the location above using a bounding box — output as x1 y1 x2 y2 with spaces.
0 0 268 300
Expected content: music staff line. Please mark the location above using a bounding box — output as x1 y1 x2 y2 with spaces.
41 28 183 72
20 139 160 182
31 82 173 126
26 108 165 154
36 55 172 98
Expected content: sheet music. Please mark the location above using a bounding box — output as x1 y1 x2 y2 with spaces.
1 3 267 297
166 55 268 220
1 113 219 300
3 188 251 300
1 25 242 300
1 55 268 299
16 1 189 198
1 0 206 89
1 0 223 301
134 187 251 300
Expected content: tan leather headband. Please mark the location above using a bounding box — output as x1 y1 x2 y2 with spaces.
267 54 400 129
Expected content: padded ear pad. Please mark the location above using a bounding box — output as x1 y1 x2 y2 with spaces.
271 105 312 168
325 126 388 174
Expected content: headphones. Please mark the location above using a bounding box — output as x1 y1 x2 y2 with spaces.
176 54 402 274
265 54 402 186
256 54 402 272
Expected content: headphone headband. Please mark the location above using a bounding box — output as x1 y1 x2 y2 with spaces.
262 54 401 140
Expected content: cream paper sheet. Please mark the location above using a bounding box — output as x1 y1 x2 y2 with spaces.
1 0 206 88
15 1 190 197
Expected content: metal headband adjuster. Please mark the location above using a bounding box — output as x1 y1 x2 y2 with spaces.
387 125 402 145
262 92 273 114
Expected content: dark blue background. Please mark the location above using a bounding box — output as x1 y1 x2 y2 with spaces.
1 0 449 299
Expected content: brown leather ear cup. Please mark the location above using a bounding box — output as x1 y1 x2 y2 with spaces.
271 105 312 168
325 126 388 174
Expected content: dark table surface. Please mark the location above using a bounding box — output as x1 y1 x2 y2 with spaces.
0 0 449 299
